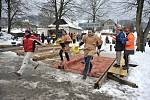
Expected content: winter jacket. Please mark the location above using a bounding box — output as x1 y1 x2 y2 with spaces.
23 36 34 52
115 32 127 51
23 36 42 52
148 40 150 46
125 32 135 50
125 32 135 55
81 34 102 56
31 34 40 41
60 34 72 52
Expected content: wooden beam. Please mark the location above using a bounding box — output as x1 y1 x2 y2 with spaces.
107 73 138 88
94 58 116 89
33 52 59 61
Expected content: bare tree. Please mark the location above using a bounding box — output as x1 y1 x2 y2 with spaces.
37 3 55 27
114 0 150 52
136 0 150 52
76 0 110 23
37 0 76 35
51 0 76 35
4 0 29 33
0 0 2 31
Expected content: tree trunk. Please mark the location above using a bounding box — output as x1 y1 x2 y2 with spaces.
7 0 11 34
0 0 2 32
55 21 59 38
136 0 144 52
93 14 96 23
54 11 59 38
144 18 150 40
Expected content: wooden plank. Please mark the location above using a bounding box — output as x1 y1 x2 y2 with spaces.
108 56 128 77
0 46 23 52
108 66 128 77
94 58 116 89
32 51 59 61
107 73 138 88
15 46 61 56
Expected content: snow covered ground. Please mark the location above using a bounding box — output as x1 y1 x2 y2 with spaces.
92 44 150 100
0 31 22 46
0 34 150 100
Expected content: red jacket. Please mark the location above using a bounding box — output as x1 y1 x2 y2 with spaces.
31 34 40 41
23 36 34 52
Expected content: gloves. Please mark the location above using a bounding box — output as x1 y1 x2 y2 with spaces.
79 42 84 47
97 44 102 49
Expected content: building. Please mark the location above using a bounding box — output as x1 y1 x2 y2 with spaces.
37 28 50 36
102 19 116 31
79 22 102 31
48 19 82 37
79 19 116 32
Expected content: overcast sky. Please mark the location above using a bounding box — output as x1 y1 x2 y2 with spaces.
28 0 136 22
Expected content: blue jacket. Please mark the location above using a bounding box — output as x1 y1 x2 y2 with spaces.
115 32 127 51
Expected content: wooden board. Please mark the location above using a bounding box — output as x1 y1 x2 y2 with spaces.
108 66 128 77
108 56 128 77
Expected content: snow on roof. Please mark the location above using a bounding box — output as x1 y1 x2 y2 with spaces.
2 28 26 33
64 18 82 30
11 28 26 33
48 18 82 30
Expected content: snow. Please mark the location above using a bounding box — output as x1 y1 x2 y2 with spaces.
48 18 82 30
0 31 22 45
0 80 11 84
0 31 13 40
11 28 26 33
100 29 113 34
1 33 150 100
92 45 150 100
71 34 150 100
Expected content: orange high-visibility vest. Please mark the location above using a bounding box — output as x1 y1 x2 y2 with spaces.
125 32 135 50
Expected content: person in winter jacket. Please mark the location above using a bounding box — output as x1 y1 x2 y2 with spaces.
79 30 102 80
105 36 110 44
123 26 135 71
15 30 45 76
58 30 72 69
148 39 150 47
72 33 76 44
114 28 127 67
41 33 45 43
51 33 56 44
47 36 51 44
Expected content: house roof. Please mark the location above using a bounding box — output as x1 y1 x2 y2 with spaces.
103 19 116 25
48 18 82 30
53 19 68 25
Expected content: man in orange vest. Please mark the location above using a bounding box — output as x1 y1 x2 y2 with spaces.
123 26 135 71
14 30 45 77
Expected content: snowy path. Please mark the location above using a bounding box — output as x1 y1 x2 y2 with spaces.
0 51 112 100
